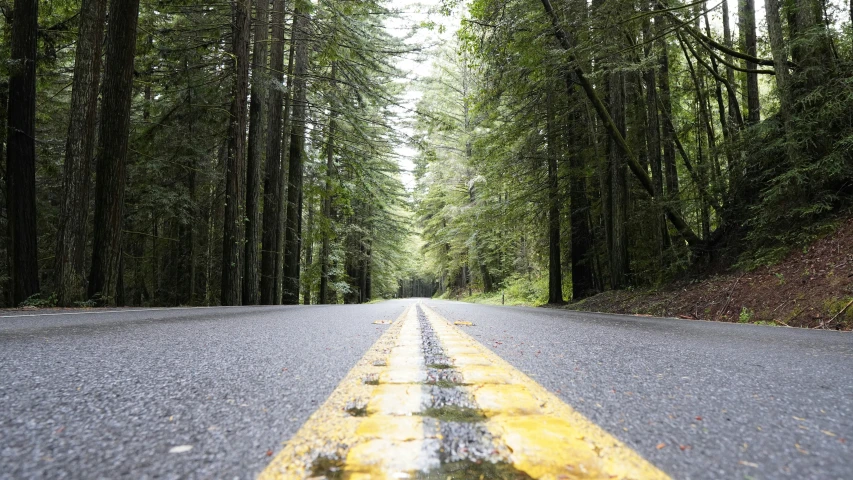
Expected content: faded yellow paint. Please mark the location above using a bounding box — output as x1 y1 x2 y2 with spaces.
261 302 669 480
421 304 670 480
472 384 542 416
366 384 423 415
379 367 426 384
258 306 416 480
459 365 515 384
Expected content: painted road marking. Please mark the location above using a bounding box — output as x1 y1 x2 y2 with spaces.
259 302 669 479
421 304 669 479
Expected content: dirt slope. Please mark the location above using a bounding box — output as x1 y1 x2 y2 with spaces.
565 218 853 330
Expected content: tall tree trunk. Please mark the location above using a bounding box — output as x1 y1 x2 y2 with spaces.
655 13 680 206
607 71 629 289
221 0 251 306
765 0 793 120
0 79 10 307
178 58 197 305
243 0 270 305
566 95 596 300
319 63 337 305
260 0 287 305
643 4 669 261
739 0 761 124
363 241 372 302
282 9 309 305
276 28 297 304
88 0 140 303
546 92 563 304
721 0 742 131
302 194 314 305
5 0 40 305
55 0 107 306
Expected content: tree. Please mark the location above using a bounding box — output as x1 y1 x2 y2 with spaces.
243 0 270 305
5 0 40 305
221 0 251 306
282 7 309 305
55 0 107 306
260 0 288 305
739 0 760 124
88 0 141 303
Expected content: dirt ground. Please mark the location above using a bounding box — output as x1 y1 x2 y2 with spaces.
564 218 853 330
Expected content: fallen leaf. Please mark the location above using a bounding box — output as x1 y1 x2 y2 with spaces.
821 430 836 437
679 445 691 451
795 443 809 455
266 450 273 457
695 416 703 421
656 443 666 450
454 321 473 326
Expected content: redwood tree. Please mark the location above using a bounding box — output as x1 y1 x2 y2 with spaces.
282 9 310 305
55 0 107 306
221 0 252 306
88 0 141 303
5 0 40 305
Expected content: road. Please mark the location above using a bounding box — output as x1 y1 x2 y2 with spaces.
1 299 850 479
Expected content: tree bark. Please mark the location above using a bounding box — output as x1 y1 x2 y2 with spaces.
607 71 630 289
655 12 680 206
319 63 337 305
739 0 761 124
765 0 793 119
243 0 270 305
260 0 287 305
720 0 743 130
0 79 10 306
55 0 107 306
643 3 670 260
221 0 251 306
5 0 40 305
302 193 314 305
88 0 140 303
566 92 597 300
546 92 563 304
282 9 309 305
276 27 297 304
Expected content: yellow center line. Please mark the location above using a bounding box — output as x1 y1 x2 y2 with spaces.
259 302 670 479
420 303 670 480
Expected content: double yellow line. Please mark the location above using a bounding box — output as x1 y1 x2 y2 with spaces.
260 302 669 479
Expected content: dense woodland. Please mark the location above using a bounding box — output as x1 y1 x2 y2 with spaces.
414 0 853 304
0 0 851 308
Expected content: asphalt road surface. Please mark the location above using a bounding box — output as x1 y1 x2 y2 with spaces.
1 299 851 479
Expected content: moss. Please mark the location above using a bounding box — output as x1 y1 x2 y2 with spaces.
422 406 486 423
428 363 453 370
310 456 345 479
426 379 461 389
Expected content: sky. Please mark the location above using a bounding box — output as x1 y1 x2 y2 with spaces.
383 0 463 191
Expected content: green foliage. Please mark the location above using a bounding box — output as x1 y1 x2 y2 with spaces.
739 307 754 324
18 293 58 309
739 67 853 265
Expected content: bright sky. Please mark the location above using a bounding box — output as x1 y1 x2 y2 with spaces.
383 0 463 191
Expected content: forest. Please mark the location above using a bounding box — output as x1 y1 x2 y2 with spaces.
1 0 851 309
